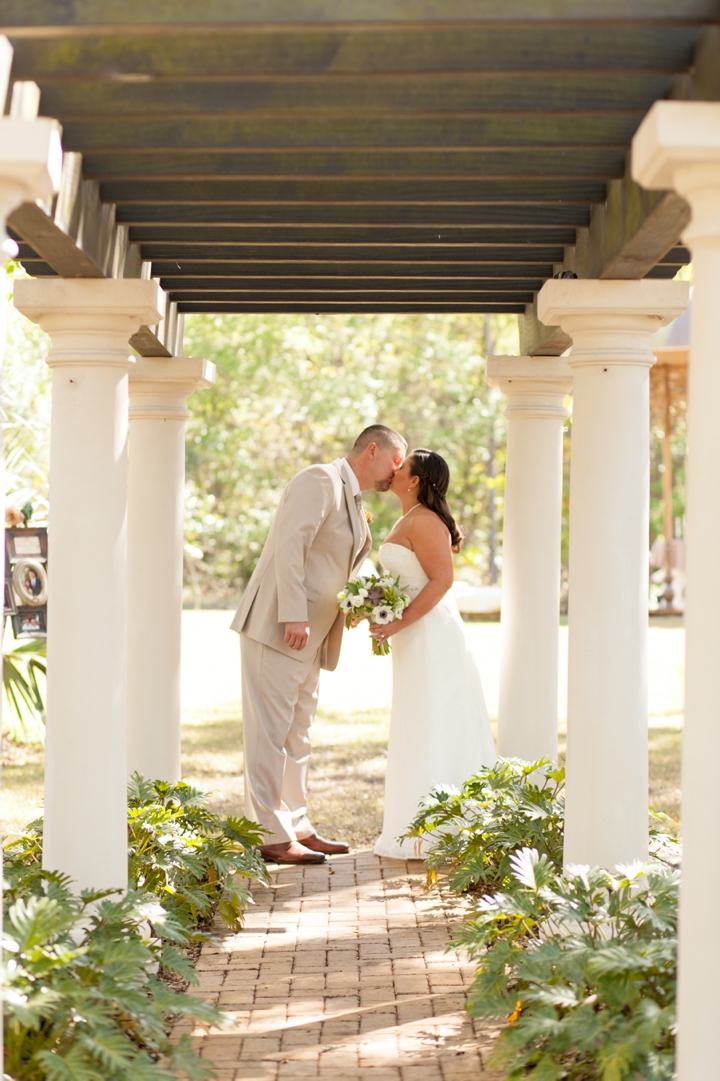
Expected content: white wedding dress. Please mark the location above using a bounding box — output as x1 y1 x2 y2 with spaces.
373 542 497 859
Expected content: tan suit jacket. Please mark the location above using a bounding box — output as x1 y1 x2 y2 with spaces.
230 459 372 671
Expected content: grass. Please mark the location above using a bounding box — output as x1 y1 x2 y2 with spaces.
1 707 681 848
1 613 683 844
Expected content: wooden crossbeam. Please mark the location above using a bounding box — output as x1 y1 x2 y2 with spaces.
155 277 545 292
147 260 554 279
128 225 579 245
79 148 628 181
177 302 526 313
6 25 701 79
520 160 693 355
169 290 535 304
58 115 645 152
2 0 716 30
31 72 676 117
99 179 608 204
135 244 567 263
116 204 593 227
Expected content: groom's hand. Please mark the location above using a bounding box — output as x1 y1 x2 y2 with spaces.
284 621 310 651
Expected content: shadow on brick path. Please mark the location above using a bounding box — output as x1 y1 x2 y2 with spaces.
177 849 504 1080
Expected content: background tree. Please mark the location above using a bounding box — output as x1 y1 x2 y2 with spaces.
183 312 518 605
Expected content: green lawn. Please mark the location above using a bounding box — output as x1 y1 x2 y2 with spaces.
1 612 682 842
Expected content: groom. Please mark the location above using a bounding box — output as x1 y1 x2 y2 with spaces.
231 425 407 863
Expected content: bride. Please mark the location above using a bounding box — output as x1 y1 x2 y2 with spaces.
370 448 497 860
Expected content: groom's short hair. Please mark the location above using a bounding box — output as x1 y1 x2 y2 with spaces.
351 425 406 454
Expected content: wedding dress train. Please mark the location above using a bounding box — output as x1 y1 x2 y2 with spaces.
373 542 497 860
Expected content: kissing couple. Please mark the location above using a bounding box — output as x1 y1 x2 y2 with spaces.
231 425 496 863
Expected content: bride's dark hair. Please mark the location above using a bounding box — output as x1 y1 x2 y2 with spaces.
408 449 464 552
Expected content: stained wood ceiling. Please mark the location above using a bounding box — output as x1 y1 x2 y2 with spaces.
3 1 715 314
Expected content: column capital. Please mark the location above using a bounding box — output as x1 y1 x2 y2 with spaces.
0 116 63 258
13 278 163 370
129 356 216 421
537 279 689 369
487 356 572 420
632 101 720 249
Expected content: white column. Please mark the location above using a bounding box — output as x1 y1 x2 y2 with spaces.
0 55 63 751
633 101 720 1081
13 279 162 893
537 279 688 869
487 356 572 763
127 356 215 782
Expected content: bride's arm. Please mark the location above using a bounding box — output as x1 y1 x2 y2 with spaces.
370 514 453 640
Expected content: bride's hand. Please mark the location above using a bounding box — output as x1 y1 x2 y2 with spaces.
369 622 398 643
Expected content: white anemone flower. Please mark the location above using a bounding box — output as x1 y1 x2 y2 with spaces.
339 596 354 614
372 605 395 624
394 605 405 619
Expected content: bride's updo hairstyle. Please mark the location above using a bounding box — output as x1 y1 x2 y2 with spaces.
408 449 464 552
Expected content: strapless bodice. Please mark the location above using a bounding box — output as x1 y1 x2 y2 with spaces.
379 542 428 599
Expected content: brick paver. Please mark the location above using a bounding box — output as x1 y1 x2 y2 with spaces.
181 850 502 1080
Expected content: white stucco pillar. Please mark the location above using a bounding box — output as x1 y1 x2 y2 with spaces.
127 356 215 782
487 356 572 763
0 64 63 745
633 101 720 1081
13 278 162 893
537 279 688 870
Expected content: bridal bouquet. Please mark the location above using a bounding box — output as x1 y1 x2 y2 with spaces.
338 573 409 656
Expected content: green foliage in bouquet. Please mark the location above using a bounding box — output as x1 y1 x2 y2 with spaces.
127 774 270 932
455 849 678 1081
403 758 565 894
338 572 409 655
3 880 229 1081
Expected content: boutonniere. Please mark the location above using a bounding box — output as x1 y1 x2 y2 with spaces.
365 511 374 525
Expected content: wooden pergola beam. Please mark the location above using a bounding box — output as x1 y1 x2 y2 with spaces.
57 115 646 152
520 162 693 355
155 275 542 291
6 24 702 79
2 0 716 30
78 148 628 181
177 302 526 313
131 243 566 263
115 203 593 227
28 72 678 117
98 178 608 204
126 225 579 245
144 260 554 279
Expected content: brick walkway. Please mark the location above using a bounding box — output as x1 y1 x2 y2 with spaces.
186 849 502 1080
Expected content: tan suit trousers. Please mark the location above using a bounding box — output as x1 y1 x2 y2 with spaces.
240 634 321 844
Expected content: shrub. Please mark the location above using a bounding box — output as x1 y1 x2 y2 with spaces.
3 777 271 1079
403 758 565 894
3 880 228 1081
3 774 270 934
127 774 269 931
455 849 678 1081
3 637 47 744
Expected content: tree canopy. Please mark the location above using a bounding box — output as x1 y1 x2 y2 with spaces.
183 312 518 604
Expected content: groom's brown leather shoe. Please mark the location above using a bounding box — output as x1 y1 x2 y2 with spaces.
260 841 326 864
299 833 350 855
